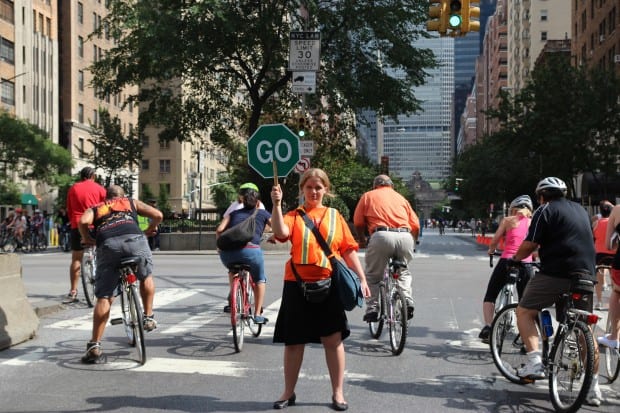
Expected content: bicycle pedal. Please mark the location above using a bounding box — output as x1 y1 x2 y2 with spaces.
110 317 123 325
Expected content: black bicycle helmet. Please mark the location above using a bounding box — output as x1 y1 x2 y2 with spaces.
509 195 533 211
600 201 613 218
535 177 567 196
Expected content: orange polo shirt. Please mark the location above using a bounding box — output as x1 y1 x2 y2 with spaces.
353 186 420 235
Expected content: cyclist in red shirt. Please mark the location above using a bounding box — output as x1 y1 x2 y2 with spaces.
65 167 106 303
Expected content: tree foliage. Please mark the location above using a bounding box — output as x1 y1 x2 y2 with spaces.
454 58 620 216
88 108 142 194
0 110 73 188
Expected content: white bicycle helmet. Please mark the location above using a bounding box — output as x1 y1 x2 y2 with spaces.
535 177 567 196
509 195 533 211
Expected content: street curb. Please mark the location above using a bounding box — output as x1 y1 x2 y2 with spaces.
33 301 66 318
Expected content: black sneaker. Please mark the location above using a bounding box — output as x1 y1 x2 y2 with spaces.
223 305 231 313
363 311 378 323
479 325 491 343
406 299 415 320
81 341 103 364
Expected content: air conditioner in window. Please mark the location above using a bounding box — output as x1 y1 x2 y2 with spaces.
614 54 620 63
599 35 605 43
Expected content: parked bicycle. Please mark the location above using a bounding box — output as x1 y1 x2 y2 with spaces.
490 262 599 413
58 223 71 252
367 256 408 355
109 256 146 365
81 245 97 307
228 263 263 353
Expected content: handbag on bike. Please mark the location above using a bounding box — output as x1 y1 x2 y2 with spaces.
297 210 364 311
216 209 258 251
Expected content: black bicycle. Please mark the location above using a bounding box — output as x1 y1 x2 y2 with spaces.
490 264 598 413
110 257 146 365
367 257 408 355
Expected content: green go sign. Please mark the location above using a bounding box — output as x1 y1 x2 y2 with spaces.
247 124 300 178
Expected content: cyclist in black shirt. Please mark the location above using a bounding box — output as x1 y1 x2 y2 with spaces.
511 177 602 406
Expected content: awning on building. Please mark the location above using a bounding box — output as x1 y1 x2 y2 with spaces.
21 193 38 205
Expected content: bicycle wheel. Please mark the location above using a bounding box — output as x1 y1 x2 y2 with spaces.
245 278 262 338
548 320 594 413
230 279 244 352
38 233 47 251
388 288 407 355
602 317 620 383
369 284 385 339
489 303 529 384
119 285 136 346
128 284 146 365
81 252 96 307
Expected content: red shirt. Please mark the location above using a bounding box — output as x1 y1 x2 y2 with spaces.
66 179 106 229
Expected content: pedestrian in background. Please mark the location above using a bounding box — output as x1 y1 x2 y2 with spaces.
65 167 106 303
270 168 369 411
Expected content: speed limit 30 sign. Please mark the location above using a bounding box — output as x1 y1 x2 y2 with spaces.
288 31 320 71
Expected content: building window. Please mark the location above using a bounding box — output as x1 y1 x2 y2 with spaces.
160 141 170 149
78 137 85 158
159 159 171 173
78 103 84 123
78 36 84 57
1 79 15 105
78 70 84 91
92 109 98 127
46 17 51 37
142 159 149 170
142 135 149 147
77 2 83 24
0 37 14 64
540 31 547 41
0 0 14 24
540 10 548 21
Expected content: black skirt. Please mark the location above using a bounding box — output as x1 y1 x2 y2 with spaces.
273 280 350 345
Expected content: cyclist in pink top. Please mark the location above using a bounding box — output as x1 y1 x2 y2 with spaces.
592 201 615 310
479 195 534 342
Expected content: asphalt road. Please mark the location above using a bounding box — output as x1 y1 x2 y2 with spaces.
1 229 618 412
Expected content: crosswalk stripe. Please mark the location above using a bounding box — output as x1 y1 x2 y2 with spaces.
46 288 207 330
161 314 217 334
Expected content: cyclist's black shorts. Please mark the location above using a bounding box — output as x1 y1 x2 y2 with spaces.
70 228 85 251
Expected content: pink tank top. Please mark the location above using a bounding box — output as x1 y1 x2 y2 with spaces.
501 215 532 262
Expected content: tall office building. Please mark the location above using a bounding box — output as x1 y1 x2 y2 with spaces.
357 36 454 184
1 0 59 212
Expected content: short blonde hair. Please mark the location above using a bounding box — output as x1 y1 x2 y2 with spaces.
512 207 532 218
299 168 334 198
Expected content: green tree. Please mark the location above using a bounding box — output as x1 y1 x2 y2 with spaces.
88 108 142 194
0 110 73 192
158 183 172 218
455 58 620 212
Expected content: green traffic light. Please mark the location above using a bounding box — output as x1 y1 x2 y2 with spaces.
449 14 462 28
298 130 305 137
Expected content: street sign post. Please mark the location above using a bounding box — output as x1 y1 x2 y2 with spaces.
248 124 300 178
288 31 320 71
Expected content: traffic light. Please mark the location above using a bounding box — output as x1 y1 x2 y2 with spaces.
297 117 306 137
448 0 463 30
427 1 448 34
461 0 481 34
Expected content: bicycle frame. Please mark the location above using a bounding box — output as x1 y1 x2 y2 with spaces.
229 263 261 353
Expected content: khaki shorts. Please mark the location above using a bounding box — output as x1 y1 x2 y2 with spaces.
519 272 593 313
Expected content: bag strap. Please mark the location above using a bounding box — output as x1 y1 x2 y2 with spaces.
289 261 304 286
297 209 334 259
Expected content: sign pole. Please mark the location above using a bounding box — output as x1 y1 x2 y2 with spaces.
272 160 278 186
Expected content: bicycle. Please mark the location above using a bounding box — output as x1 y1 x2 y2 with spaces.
29 227 47 252
58 224 71 252
228 263 262 353
601 315 620 384
110 256 146 365
367 257 408 355
81 245 97 307
228 264 263 353
490 263 599 413
489 252 520 316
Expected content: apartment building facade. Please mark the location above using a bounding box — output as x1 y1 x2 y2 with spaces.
571 0 619 74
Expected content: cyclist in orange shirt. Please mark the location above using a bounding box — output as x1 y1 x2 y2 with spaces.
353 174 420 322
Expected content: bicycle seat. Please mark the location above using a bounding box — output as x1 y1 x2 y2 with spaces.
390 259 407 270
228 263 251 273
570 278 595 294
119 256 142 268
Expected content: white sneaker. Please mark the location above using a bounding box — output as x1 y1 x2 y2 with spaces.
597 334 619 349
516 361 545 380
586 383 602 407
